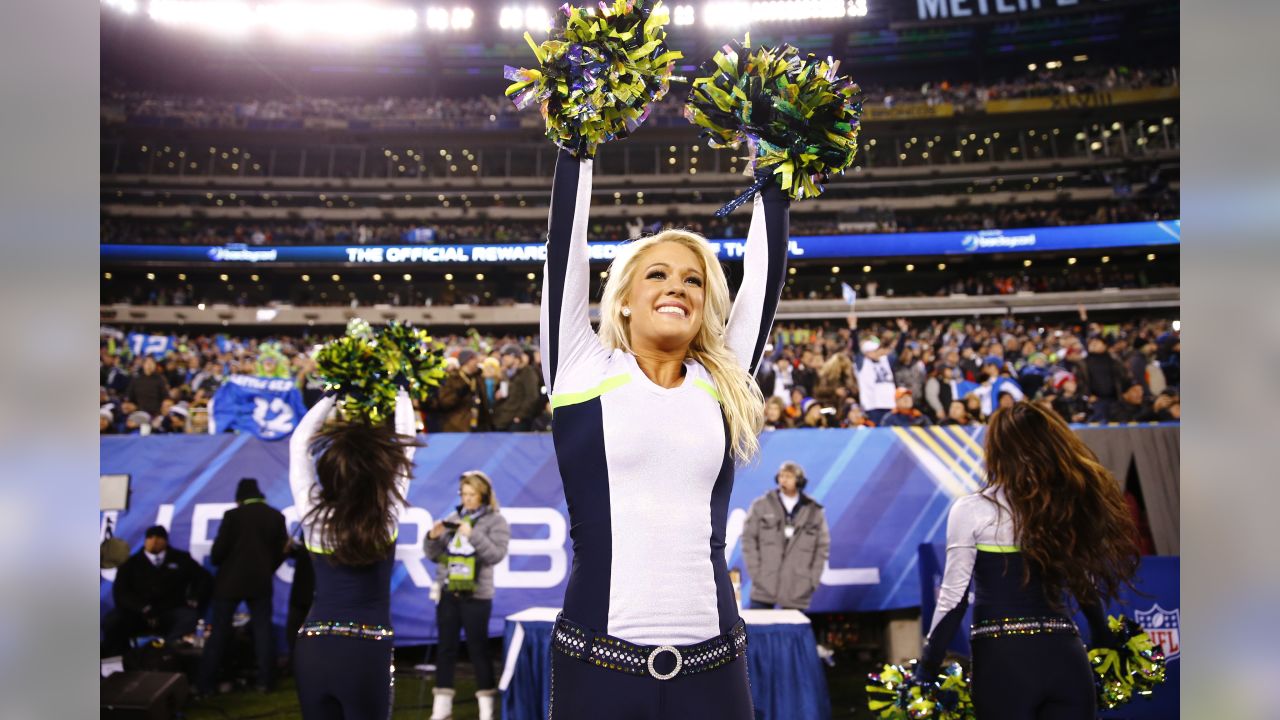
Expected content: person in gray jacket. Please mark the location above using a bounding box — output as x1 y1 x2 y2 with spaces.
741 461 830 610
424 470 511 720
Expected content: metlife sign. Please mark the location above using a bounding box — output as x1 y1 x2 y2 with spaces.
915 0 1104 22
101 220 1178 266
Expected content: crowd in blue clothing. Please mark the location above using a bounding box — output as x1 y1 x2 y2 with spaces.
756 309 1180 430
99 309 1180 437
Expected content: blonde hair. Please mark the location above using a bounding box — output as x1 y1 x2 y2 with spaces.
460 470 500 511
597 229 765 464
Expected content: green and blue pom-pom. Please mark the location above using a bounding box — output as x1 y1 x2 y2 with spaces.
685 34 863 212
314 320 447 426
866 661 974 720
1089 615 1168 710
504 0 682 157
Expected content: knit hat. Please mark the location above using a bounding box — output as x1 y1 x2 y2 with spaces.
800 397 819 416
235 477 265 503
860 339 880 353
457 349 479 366
499 343 525 358
895 387 912 399
1053 371 1077 390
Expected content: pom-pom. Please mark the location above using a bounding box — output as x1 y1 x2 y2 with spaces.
685 34 863 213
866 661 974 720
504 0 683 157
315 321 447 426
1088 615 1168 710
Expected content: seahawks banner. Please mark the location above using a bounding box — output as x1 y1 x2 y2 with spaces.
100 426 1177 644
209 375 308 440
126 333 176 358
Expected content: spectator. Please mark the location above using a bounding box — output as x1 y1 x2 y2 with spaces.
101 525 211 657
882 388 934 428
851 315 909 425
125 356 170 416
741 461 830 610
1050 373 1089 424
973 357 1026 418
840 402 876 429
1017 352 1051 397
799 398 829 429
815 353 854 408
197 478 288 695
941 400 978 427
491 345 540 431
428 350 490 432
763 397 792 430
1108 383 1156 423
100 407 118 434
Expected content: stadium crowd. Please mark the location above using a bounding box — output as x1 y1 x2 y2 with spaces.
101 197 1177 247
103 258 1175 309
102 66 1176 129
99 309 1179 439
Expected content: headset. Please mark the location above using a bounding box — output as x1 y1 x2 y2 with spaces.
774 462 807 491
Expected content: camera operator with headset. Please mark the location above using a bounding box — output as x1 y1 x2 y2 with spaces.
741 461 830 611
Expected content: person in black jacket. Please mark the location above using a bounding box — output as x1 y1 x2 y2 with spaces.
196 478 288 695
125 357 170 417
102 525 211 657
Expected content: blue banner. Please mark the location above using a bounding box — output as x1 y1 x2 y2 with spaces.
209 375 308 440
100 220 1180 266
126 333 175 358
99 426 1155 645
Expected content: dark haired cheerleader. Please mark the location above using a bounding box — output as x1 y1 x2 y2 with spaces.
288 390 417 719
918 401 1140 719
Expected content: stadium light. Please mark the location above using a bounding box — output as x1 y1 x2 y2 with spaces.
500 5 550 31
257 3 417 39
451 7 474 29
425 6 450 30
673 4 695 25
150 0 255 37
102 0 139 14
703 0 847 27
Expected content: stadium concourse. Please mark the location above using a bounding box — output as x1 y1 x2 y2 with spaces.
100 0 1180 717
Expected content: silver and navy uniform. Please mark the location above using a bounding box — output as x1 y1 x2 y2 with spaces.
288 390 417 626
920 486 1111 717
540 149 789 646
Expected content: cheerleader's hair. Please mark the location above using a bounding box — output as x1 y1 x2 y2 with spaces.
597 229 765 465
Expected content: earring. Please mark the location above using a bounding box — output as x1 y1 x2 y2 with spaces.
621 307 631 317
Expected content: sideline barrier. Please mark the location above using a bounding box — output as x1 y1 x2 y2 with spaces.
100 425 1177 644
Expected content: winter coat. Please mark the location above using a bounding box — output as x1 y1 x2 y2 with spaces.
492 364 541 430
741 491 830 609
425 506 511 600
429 369 490 432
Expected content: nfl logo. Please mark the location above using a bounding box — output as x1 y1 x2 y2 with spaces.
1135 604 1180 662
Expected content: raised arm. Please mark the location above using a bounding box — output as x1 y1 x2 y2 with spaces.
539 149 602 393
725 179 790 373
918 497 979 680
289 394 336 522
393 389 417 501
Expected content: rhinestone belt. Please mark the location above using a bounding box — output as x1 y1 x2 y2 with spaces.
551 613 747 681
298 620 395 641
970 616 1079 641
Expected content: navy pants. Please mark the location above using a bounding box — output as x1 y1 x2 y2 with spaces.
548 649 753 720
294 635 393 720
197 595 274 693
435 592 496 690
971 634 1096 720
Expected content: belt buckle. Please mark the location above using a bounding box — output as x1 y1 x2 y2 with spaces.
646 645 682 681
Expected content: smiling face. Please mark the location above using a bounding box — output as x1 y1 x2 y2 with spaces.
623 241 705 354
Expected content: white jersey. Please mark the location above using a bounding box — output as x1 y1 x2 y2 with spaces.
856 354 897 411
540 149 789 645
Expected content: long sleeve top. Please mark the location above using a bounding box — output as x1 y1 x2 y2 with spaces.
539 148 789 645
